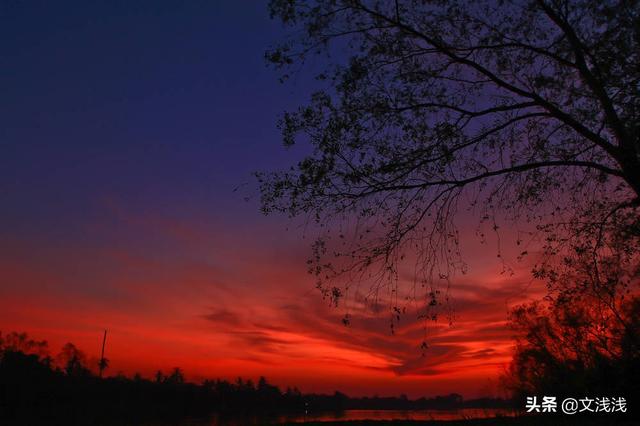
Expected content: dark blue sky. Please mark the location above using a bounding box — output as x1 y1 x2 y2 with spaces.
0 2 523 397
1 1 308 241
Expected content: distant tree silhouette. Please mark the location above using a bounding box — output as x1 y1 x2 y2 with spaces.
167 367 185 385
259 0 640 326
0 331 49 359
1 331 513 422
98 329 108 378
98 356 109 376
58 342 90 377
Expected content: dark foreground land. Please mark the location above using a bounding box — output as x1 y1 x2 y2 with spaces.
101 415 636 426
0 335 518 425
281 418 634 426
1 333 635 425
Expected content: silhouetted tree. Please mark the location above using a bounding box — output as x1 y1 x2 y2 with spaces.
1 331 513 423
167 367 185 385
257 376 282 405
58 342 90 377
259 0 640 323
98 357 109 375
504 248 640 400
0 331 49 359
155 370 165 384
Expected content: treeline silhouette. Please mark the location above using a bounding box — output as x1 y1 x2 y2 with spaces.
503 292 640 406
0 331 510 424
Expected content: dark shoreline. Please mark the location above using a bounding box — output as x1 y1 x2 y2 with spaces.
280 417 635 426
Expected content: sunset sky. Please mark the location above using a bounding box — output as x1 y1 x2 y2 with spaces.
1 1 546 398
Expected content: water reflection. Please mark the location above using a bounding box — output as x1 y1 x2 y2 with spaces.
279 408 516 422
178 408 516 425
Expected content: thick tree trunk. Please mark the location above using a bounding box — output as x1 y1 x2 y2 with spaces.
620 156 640 200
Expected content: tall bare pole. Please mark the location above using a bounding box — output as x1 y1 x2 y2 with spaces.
99 329 107 378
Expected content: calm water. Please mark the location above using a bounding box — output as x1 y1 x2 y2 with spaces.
161 408 517 425
276 408 516 422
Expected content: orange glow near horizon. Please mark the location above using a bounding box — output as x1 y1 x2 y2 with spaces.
0 204 546 399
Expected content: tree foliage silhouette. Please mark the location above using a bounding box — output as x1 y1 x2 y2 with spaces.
58 342 90 377
258 0 640 321
505 297 640 398
1 331 510 422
